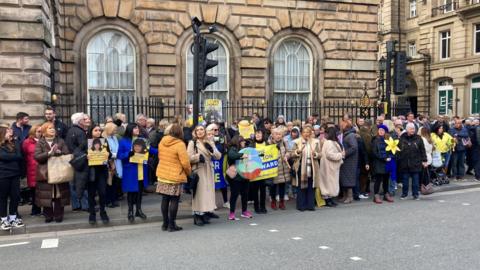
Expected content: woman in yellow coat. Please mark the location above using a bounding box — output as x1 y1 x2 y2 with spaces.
156 124 191 232
187 125 221 226
431 125 453 172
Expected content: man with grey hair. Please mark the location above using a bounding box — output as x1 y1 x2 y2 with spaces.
135 113 149 138
66 112 90 211
397 122 428 200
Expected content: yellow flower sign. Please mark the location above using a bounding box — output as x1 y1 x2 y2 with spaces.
385 137 400 155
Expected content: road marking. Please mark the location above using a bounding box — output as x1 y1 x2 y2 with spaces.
438 200 446 203
249 223 258 226
41 239 59 249
319 246 331 250
413 245 421 248
0 242 29 248
462 203 471 206
350 256 363 261
291 237 302 240
269 229 279 232
429 187 480 197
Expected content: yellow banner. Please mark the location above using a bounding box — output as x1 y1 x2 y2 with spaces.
238 120 255 139
88 149 109 166
253 144 279 181
129 152 149 164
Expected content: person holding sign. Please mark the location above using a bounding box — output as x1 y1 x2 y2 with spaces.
251 129 269 214
86 125 110 224
269 127 291 210
290 126 322 211
187 125 222 226
118 124 150 223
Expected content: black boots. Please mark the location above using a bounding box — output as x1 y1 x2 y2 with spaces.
100 211 109 224
135 209 147 220
193 214 204 226
325 198 337 207
168 221 183 232
205 212 219 219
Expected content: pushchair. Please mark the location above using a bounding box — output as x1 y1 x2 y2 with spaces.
431 151 449 186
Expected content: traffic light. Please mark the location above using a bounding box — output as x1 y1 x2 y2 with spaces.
197 37 218 90
393 51 412 95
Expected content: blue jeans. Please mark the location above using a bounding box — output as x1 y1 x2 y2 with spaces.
70 182 88 210
442 152 451 171
451 151 466 178
402 172 420 197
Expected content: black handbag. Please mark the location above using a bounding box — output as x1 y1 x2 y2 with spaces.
69 153 87 171
187 171 200 198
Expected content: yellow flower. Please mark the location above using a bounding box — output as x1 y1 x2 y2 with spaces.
385 137 400 155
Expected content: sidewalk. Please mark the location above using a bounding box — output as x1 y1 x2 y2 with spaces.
2 176 480 236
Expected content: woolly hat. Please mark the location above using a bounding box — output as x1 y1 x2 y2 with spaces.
377 124 389 132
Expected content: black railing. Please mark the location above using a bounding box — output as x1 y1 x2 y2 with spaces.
53 96 412 126
432 1 459 16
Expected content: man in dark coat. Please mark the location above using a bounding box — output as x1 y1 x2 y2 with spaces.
398 123 427 200
11 112 31 144
339 121 358 204
65 112 90 210
44 106 68 139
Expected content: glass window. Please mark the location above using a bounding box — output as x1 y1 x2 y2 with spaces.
472 76 480 114
409 0 417 18
273 39 312 120
440 31 451 60
444 0 454 13
475 24 480 54
186 38 228 104
438 79 453 115
408 42 416 57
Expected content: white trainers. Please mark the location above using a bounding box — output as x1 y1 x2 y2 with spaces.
275 195 279 202
359 194 369 199
10 218 24 228
1 219 11 231
284 195 289 201
223 202 230 209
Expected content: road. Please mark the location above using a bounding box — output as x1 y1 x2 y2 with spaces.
1 188 480 270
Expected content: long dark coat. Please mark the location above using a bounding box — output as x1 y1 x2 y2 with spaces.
34 137 71 207
340 129 358 188
65 125 89 198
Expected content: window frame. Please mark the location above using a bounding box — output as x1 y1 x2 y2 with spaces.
440 30 451 60
438 80 453 115
443 0 454 13
471 76 480 115
86 30 136 96
409 0 417 18
408 41 417 57
474 24 480 55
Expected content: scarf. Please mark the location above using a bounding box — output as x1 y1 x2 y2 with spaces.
299 138 316 187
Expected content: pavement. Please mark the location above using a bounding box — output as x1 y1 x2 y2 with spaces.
1 182 480 269
2 176 480 236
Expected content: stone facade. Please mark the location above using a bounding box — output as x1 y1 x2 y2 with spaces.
379 0 480 117
0 0 380 121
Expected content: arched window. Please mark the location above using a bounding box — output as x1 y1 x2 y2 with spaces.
438 79 453 115
87 31 135 99
471 76 480 114
273 39 312 120
186 38 228 104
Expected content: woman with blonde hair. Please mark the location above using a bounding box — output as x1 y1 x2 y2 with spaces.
103 122 121 208
269 127 291 210
22 125 42 216
34 122 71 223
187 125 221 226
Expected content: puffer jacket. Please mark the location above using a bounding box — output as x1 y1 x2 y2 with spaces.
22 137 38 187
431 132 453 153
0 140 22 180
398 133 427 173
156 135 192 184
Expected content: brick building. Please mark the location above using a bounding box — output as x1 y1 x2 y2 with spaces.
379 0 480 117
0 0 379 122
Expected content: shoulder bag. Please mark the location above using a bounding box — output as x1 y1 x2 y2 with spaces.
48 154 74 184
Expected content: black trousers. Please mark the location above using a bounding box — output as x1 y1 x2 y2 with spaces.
127 181 144 210
250 180 266 211
30 188 41 215
270 183 286 200
229 180 249 213
0 177 20 217
88 167 108 215
296 177 315 211
44 198 64 220
374 173 389 195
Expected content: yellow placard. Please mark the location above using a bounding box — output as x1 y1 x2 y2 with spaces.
88 149 109 166
129 152 149 164
238 120 255 139
253 144 279 181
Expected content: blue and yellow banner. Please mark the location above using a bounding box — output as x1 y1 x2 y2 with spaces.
213 155 228 189
253 144 279 181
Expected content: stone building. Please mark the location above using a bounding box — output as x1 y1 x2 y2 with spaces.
379 0 480 117
0 0 379 122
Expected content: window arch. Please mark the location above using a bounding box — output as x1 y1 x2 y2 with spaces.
186 38 229 104
87 31 135 99
272 39 312 120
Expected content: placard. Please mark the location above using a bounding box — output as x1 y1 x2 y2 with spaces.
129 152 148 164
253 144 279 181
238 120 255 139
204 99 223 123
88 138 109 166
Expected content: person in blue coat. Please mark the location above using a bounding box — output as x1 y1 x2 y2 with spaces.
118 123 151 223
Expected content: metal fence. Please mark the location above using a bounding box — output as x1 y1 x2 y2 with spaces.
53 95 412 126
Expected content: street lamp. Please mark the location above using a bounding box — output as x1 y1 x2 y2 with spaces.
378 56 386 102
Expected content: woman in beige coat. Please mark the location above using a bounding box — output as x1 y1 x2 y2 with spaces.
290 126 321 211
187 125 221 226
319 127 345 207
269 127 291 210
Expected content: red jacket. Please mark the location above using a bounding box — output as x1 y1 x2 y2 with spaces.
22 137 38 188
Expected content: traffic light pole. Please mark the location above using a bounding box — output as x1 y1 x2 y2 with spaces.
385 41 395 120
192 33 201 128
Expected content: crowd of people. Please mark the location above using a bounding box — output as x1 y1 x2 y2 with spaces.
1 107 479 232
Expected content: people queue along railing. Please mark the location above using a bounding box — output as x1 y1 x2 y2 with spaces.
1 107 479 232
